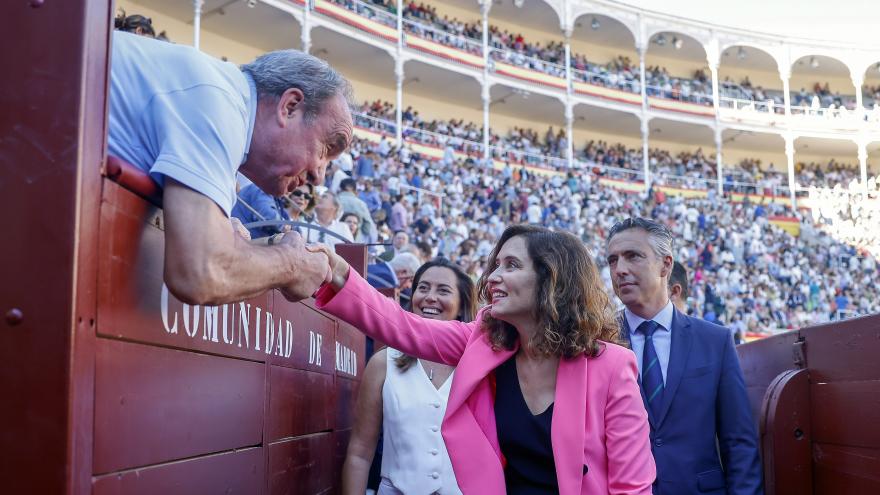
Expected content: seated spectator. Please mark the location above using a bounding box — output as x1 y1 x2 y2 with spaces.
232 182 291 239
283 183 317 228
339 178 376 241
307 192 354 247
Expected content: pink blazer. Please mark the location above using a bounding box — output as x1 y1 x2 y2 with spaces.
316 271 655 495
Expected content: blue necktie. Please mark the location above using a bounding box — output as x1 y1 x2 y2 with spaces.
637 320 664 418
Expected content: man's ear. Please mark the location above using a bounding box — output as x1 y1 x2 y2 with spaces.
660 255 673 277
277 88 305 125
669 283 682 301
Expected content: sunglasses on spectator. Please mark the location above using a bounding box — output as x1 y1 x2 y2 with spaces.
290 190 312 201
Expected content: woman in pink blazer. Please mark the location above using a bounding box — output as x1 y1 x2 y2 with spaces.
315 224 655 494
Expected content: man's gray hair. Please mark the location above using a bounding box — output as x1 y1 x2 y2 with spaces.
390 252 422 275
321 191 342 213
606 217 674 260
241 50 353 122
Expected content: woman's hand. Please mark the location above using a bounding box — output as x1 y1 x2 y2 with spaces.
306 243 350 292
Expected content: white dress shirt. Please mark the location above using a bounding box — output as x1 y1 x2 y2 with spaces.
625 301 675 384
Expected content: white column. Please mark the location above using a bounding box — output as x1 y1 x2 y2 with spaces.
714 127 723 197
641 117 650 194
708 62 720 113
482 83 491 167
858 140 869 193
785 134 796 208
637 34 650 195
852 74 865 119
301 0 312 53
781 69 792 118
564 29 573 169
395 58 404 147
708 53 722 197
394 0 404 147
638 45 648 112
565 103 574 169
481 0 491 166
193 0 204 50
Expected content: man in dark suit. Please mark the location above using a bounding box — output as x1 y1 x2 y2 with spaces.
605 217 762 495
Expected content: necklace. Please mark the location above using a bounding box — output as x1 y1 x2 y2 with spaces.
429 367 435 380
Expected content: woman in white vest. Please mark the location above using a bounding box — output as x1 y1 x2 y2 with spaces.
342 258 477 495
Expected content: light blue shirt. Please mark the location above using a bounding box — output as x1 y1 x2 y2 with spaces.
107 31 257 216
625 301 674 384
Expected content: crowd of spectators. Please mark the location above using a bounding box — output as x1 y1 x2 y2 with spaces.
280 130 878 335
332 0 880 119
332 0 719 99
354 100 873 192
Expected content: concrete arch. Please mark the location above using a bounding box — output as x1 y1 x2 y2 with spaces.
570 8 638 46
643 24 712 55
489 0 564 39
718 44 783 92
789 54 856 99
569 12 637 56
718 41 783 74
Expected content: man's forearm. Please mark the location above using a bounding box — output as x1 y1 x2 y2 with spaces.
162 179 327 306
166 234 296 305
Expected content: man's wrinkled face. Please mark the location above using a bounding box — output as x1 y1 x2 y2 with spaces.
247 92 352 196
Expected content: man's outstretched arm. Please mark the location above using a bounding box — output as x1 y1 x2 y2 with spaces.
162 178 328 305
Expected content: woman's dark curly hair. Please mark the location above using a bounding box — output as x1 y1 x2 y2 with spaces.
477 224 620 358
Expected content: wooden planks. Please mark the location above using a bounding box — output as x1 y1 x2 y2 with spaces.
92 448 265 495
88 178 367 493
94 339 265 474
267 434 335 495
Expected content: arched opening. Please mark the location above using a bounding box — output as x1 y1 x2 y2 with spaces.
718 45 783 114
648 118 715 189
721 130 786 196
645 31 711 106
489 82 566 168
569 13 639 94
790 55 855 112
573 103 642 181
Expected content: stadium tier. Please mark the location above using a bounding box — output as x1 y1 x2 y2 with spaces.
117 0 880 333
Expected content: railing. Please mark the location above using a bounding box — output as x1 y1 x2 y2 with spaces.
402 18 483 56
790 104 860 121
353 111 874 204
488 46 567 80
723 178 795 199
646 84 714 106
651 171 719 191
327 0 397 28
400 184 446 210
571 66 641 94
488 142 567 169
402 125 485 156
719 95 784 114
353 112 397 135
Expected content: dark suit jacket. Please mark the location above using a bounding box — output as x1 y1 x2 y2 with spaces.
620 308 763 495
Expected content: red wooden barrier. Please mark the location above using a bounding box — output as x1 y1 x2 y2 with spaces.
0 2 366 491
738 315 880 494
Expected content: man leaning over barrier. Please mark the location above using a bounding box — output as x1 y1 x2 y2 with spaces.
107 31 353 305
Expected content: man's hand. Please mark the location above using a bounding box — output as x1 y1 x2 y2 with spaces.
276 232 332 302
306 243 350 293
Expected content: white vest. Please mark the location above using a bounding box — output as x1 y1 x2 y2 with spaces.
381 349 462 494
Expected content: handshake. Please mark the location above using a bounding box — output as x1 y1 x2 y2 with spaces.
229 217 349 302
265 230 350 302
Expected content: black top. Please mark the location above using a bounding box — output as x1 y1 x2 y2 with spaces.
494 357 558 494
